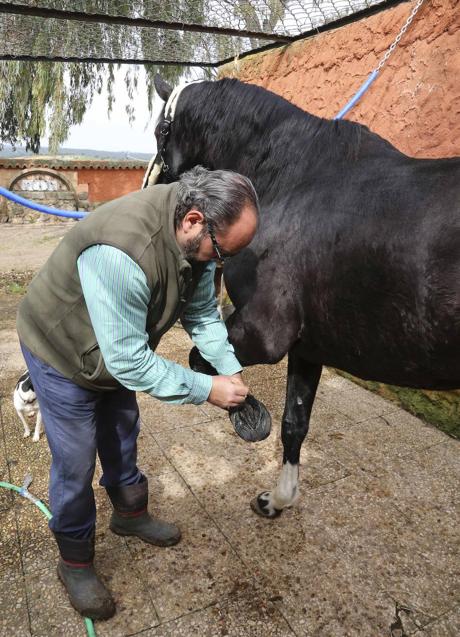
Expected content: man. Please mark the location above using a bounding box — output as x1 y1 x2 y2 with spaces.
17 166 259 620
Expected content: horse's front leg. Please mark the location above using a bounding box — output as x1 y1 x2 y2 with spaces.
251 351 322 518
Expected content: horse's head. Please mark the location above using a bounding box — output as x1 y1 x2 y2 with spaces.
143 75 210 187
143 74 297 192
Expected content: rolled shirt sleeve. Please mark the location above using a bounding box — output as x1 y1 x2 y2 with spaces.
181 262 243 376
77 244 212 404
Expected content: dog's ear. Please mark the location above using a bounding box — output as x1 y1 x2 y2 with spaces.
154 74 173 102
23 377 34 392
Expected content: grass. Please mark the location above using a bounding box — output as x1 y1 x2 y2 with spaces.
337 370 460 440
0 270 34 295
6 282 27 294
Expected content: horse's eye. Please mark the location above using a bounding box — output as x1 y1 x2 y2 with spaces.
159 121 171 136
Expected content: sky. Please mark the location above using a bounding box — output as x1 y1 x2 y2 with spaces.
62 68 163 155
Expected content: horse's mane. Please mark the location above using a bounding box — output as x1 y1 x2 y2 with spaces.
187 78 374 163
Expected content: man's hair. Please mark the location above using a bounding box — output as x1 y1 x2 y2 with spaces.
175 166 259 231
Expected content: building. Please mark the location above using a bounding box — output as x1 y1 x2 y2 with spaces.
0 156 148 222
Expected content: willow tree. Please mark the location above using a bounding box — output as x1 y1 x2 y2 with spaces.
0 0 207 153
0 0 290 153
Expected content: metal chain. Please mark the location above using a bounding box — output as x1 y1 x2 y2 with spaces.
375 0 426 72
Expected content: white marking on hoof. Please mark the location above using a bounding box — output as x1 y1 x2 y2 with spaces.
23 430 30 438
251 463 300 518
252 492 282 518
271 461 299 510
32 434 40 442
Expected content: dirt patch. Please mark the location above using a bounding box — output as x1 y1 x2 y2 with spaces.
0 293 21 330
0 271 34 331
0 224 70 383
0 223 69 272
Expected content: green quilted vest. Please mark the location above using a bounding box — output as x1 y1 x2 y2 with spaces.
17 183 205 391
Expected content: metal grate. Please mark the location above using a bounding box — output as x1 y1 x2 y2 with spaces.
0 0 392 67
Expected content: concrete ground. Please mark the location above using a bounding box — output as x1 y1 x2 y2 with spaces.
0 224 459 637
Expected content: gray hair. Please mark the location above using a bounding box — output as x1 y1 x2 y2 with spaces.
175 166 259 231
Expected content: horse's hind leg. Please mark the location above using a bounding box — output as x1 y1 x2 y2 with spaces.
251 350 322 518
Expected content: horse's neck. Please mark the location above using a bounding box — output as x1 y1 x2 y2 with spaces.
196 108 339 188
185 83 394 187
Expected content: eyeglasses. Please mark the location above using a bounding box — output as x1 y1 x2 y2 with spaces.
207 223 226 263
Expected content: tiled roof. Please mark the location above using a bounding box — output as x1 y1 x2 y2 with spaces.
0 156 149 170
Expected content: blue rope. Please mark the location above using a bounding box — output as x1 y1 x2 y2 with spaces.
334 0 426 119
334 70 379 120
0 186 87 219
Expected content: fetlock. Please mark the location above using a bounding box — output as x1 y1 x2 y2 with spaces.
54 531 115 620
106 475 181 547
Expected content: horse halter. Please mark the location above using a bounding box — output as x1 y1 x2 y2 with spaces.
142 81 202 189
156 117 173 180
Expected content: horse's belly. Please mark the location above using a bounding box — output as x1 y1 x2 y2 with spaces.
298 331 460 390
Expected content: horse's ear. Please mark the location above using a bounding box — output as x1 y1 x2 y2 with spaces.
154 75 173 102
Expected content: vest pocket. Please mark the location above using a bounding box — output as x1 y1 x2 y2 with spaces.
80 343 100 377
80 344 118 389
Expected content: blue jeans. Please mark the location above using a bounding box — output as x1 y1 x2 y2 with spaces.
21 344 142 539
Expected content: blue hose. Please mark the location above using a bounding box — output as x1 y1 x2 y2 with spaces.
334 70 379 120
0 185 87 219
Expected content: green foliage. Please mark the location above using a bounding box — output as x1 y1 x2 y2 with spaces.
0 58 192 153
6 282 27 295
337 370 460 439
1 61 98 152
0 0 289 152
0 0 209 152
233 0 285 48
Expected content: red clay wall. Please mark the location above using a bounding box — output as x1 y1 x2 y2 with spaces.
77 168 145 205
220 0 459 158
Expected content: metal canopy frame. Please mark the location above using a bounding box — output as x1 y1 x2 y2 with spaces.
0 0 405 68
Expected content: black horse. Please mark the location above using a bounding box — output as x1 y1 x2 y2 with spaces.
151 76 460 518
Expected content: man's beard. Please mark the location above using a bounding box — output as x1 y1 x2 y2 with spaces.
182 227 207 261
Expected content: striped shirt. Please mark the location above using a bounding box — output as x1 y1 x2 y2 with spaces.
77 244 242 405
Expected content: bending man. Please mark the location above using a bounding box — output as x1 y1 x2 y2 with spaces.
17 166 259 619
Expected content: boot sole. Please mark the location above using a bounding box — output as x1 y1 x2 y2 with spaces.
109 524 181 547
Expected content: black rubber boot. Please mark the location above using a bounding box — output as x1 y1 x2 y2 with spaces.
54 531 115 620
107 476 181 547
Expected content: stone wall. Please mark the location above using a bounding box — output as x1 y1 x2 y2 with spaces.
0 168 82 223
0 165 146 222
220 0 459 158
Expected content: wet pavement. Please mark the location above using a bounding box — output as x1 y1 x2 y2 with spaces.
0 226 459 636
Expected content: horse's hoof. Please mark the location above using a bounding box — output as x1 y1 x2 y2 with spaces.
229 394 271 442
250 494 283 519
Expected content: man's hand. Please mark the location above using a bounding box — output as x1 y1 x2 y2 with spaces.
207 374 249 409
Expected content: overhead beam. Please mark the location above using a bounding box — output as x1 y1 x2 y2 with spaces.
0 53 218 67
0 2 292 42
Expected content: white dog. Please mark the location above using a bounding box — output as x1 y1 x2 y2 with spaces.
13 370 42 442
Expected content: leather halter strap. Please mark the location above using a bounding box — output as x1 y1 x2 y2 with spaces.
142 81 203 189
